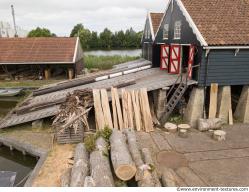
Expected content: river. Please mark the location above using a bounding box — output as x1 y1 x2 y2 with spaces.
84 49 141 57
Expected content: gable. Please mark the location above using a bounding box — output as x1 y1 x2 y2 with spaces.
155 0 202 45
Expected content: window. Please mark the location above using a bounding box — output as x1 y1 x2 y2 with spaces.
163 24 169 39
174 21 181 39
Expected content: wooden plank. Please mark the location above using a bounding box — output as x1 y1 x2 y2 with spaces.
111 87 118 129
113 88 124 130
209 83 218 118
140 89 154 132
122 89 128 128
100 89 113 129
93 89 105 130
131 90 142 131
127 91 134 129
229 108 233 125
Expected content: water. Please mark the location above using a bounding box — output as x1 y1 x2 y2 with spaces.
0 98 19 119
84 49 141 57
0 146 37 187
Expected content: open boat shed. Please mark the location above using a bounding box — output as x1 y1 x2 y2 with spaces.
0 37 84 80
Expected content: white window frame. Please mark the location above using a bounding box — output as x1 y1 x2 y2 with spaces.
163 24 169 40
174 21 181 39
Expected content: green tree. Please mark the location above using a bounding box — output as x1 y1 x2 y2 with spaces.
99 28 113 49
89 31 99 48
70 23 84 37
28 27 56 37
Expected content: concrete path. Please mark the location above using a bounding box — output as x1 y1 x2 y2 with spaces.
137 124 249 187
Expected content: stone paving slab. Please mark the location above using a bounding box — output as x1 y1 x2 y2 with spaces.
225 126 249 149
164 132 229 153
150 131 172 151
184 148 249 162
189 157 249 187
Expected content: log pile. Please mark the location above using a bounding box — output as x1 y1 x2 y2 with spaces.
63 128 162 187
94 88 154 132
53 89 93 143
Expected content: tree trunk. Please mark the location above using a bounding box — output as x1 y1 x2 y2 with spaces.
60 168 71 187
90 137 115 187
70 143 89 187
110 129 137 181
84 176 95 187
162 168 177 187
141 148 161 187
124 129 156 187
198 118 224 132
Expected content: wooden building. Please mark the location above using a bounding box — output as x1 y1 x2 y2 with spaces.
0 37 84 80
141 12 163 63
143 0 249 86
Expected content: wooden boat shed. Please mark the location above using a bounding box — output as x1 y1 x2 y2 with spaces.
142 0 249 86
0 37 84 80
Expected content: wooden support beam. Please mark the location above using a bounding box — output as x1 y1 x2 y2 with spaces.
209 83 218 118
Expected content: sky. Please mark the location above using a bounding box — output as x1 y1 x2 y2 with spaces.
0 0 167 36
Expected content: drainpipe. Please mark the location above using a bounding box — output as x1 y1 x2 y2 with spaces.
203 49 210 119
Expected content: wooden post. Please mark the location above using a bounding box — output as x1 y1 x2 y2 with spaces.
209 83 218 118
68 68 74 80
44 68 51 80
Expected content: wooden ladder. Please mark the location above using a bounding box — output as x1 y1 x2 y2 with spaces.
160 81 188 125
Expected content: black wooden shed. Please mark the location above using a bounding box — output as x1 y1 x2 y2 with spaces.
143 0 249 86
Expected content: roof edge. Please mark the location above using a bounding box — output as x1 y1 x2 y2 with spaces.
176 0 208 46
148 12 155 41
73 37 79 63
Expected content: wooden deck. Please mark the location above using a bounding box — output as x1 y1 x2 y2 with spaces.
0 60 197 129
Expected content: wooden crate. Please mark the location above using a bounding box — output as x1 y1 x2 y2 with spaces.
56 127 84 144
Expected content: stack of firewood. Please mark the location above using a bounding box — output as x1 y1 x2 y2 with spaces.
53 89 93 135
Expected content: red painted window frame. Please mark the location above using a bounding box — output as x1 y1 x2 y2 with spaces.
160 44 170 70
169 44 181 74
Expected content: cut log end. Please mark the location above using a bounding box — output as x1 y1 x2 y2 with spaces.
115 165 137 181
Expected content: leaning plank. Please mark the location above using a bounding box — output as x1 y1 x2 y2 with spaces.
70 143 89 187
229 109 233 125
127 92 134 129
141 148 161 187
209 83 218 118
110 129 136 181
140 89 154 132
122 89 129 128
111 87 118 129
100 89 113 129
124 129 155 187
93 89 105 130
90 137 114 187
113 88 124 130
131 90 142 131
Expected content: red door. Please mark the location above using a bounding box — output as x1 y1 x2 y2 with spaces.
169 44 181 74
160 45 170 70
188 45 195 79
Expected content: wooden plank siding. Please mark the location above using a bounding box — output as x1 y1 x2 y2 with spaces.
198 49 249 86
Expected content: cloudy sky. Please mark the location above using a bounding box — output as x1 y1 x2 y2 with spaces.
1 0 167 36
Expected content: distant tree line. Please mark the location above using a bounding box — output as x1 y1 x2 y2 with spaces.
70 24 142 50
27 24 142 50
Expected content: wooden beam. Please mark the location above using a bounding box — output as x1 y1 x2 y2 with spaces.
209 83 218 118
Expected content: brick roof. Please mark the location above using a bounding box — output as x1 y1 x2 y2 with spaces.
181 0 249 45
0 37 78 64
150 13 164 35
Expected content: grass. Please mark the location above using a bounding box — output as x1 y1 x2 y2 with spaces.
0 80 62 88
84 55 140 70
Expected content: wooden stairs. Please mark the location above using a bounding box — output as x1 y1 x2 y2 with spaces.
160 82 188 125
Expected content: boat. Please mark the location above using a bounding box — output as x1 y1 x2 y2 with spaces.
0 89 22 97
0 171 17 187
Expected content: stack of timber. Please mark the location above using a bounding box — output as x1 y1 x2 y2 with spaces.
93 88 154 132
63 129 161 187
53 89 93 144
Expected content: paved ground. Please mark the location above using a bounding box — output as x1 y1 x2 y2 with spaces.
137 123 249 187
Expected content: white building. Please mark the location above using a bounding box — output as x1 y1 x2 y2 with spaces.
0 21 28 37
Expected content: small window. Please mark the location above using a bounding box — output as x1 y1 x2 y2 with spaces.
174 21 181 39
163 24 169 39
